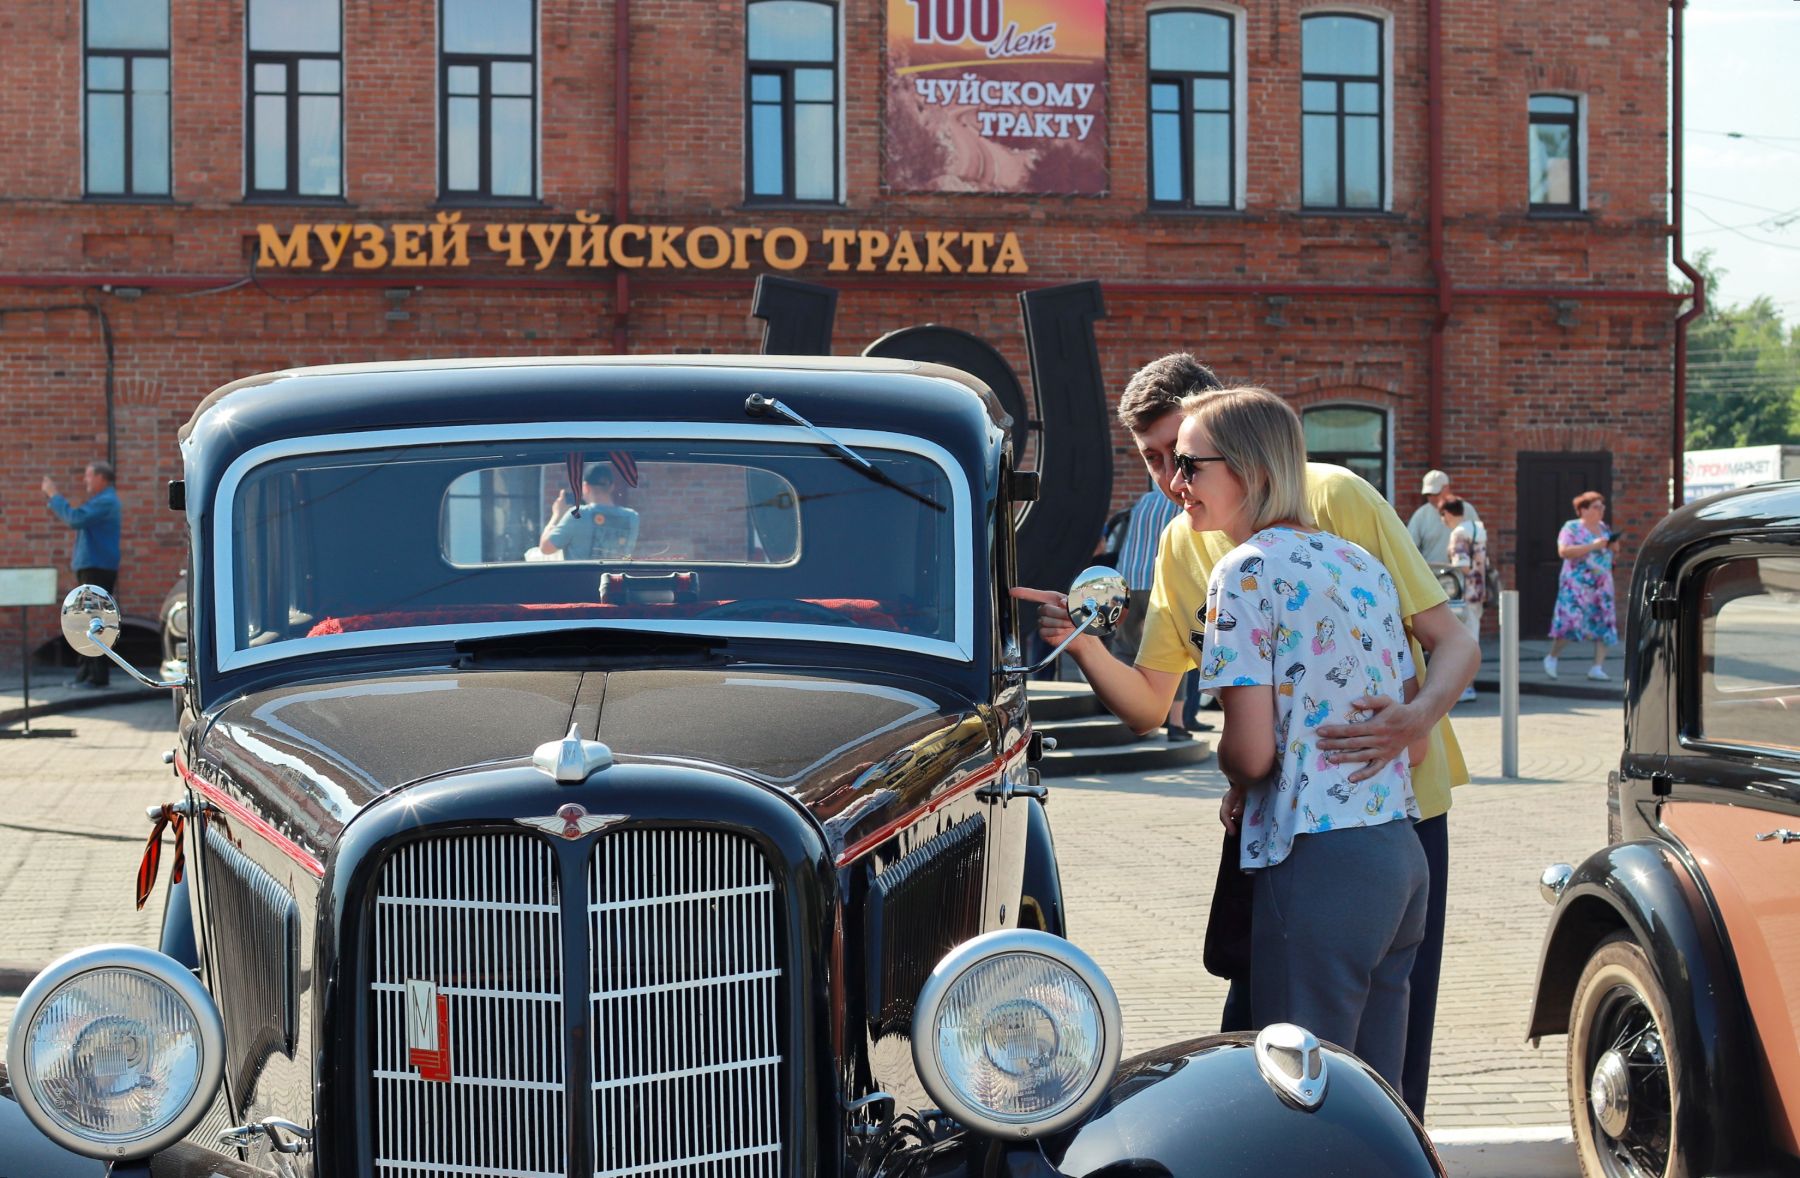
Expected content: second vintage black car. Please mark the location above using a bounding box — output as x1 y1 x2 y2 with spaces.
3 356 1443 1177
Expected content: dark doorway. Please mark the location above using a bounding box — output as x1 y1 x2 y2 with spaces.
1516 451 1612 635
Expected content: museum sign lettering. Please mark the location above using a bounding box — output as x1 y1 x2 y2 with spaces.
254 214 1029 275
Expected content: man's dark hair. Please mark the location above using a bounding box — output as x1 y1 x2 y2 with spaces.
1439 497 1466 518
582 462 614 489
1117 353 1224 434
86 460 115 484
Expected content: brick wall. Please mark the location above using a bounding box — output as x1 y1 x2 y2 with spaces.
0 0 1674 656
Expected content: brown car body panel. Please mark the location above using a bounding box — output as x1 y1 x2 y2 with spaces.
1663 800 1800 1155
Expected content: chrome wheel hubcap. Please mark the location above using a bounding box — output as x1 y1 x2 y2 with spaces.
1590 1048 1632 1139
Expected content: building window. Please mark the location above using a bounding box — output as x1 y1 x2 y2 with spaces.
1300 12 1383 210
1529 94 1581 211
1147 8 1237 209
84 0 171 197
746 0 839 204
247 0 342 199
1302 405 1388 494
439 0 536 201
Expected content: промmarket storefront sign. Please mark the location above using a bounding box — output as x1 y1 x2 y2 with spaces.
255 215 1029 274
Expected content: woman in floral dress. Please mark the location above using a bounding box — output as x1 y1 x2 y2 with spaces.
1545 490 1619 681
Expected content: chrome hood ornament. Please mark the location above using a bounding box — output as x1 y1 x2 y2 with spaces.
531 723 614 784
1254 1023 1328 1110
516 802 626 841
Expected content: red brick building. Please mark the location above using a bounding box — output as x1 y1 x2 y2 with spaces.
0 0 1682 653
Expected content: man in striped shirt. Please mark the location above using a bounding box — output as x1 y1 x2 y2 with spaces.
1113 485 1202 738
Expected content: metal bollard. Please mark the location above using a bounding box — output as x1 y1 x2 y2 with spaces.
1500 589 1520 778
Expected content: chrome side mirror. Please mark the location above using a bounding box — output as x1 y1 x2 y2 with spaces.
1066 566 1128 638
60 585 186 691
61 584 121 655
1003 566 1129 676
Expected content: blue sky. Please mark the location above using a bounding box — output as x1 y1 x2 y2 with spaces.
1682 1 1800 316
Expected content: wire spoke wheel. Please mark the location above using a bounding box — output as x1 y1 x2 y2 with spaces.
1569 935 1685 1178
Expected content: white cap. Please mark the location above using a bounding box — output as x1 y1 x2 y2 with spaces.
1420 470 1449 496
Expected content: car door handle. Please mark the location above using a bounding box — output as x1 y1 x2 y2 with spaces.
1755 829 1800 843
976 779 1049 805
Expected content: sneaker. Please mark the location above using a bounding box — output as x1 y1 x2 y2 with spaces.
1587 664 1610 681
1542 655 1559 679
1458 685 1478 702
1164 724 1195 743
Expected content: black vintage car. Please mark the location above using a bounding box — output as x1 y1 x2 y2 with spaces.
1531 480 1800 1178
3 357 1442 1177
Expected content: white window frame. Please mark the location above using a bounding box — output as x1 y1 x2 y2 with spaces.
1298 3 1394 213
1301 400 1393 501
743 0 845 206
1145 0 1248 211
1528 90 1588 213
433 0 543 202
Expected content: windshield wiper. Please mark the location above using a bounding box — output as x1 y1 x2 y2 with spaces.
744 393 947 513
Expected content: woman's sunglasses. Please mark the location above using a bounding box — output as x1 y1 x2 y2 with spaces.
1172 452 1228 480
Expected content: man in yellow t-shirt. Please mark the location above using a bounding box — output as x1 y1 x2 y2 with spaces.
1013 354 1478 1119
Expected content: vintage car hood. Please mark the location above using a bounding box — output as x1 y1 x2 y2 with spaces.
591 668 986 816
202 666 989 836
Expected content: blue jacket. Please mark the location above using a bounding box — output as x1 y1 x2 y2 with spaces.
47 485 121 571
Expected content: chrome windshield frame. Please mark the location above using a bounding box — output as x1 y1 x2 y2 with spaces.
209 423 975 676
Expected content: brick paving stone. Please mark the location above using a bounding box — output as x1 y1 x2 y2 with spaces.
0 699 178 1046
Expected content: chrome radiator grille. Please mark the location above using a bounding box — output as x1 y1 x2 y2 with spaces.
370 834 567 1178
589 830 783 1178
366 828 784 1178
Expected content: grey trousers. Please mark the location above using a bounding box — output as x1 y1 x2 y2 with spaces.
1250 820 1429 1092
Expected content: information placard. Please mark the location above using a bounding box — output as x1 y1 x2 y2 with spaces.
0 568 59 608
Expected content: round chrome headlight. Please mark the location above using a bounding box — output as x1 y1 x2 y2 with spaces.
5 945 224 1160
912 929 1122 1138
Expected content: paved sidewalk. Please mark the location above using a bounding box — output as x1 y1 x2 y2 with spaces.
0 692 1614 1140
1471 634 1623 701
0 663 161 730
0 698 178 1036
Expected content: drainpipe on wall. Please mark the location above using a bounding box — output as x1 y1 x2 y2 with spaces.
1425 0 1450 471
612 0 632 354
1669 0 1704 506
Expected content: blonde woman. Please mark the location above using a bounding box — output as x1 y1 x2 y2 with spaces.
1178 387 1428 1092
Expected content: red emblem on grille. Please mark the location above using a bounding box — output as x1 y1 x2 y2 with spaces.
405 980 452 1083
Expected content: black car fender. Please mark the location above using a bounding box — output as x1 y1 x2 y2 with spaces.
0 1066 106 1178
1527 839 1765 1174
886 1036 1443 1178
2 1058 259 1178
160 871 199 971
1016 796 1066 939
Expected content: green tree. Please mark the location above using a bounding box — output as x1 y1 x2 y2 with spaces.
1682 252 1800 449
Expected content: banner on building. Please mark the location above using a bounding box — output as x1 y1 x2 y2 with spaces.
885 0 1108 195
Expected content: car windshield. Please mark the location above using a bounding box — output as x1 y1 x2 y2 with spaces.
218 433 966 670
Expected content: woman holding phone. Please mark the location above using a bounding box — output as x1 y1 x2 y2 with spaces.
1176 386 1429 1093
1544 490 1619 681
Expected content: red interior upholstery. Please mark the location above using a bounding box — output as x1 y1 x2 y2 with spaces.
307 599 911 638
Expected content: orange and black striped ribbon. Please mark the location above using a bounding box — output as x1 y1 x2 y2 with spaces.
135 804 187 910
